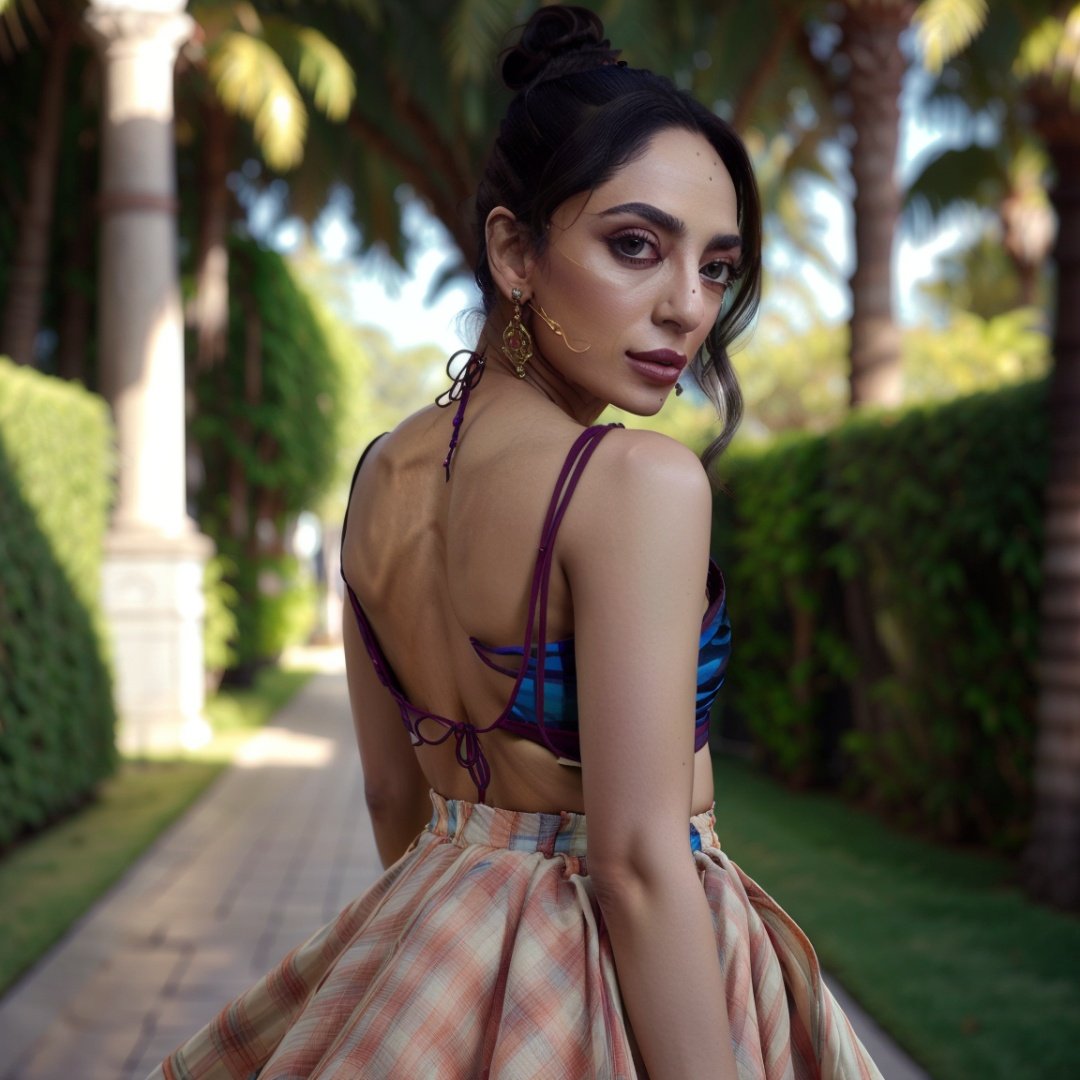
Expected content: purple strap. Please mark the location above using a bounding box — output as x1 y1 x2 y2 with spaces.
436 351 486 481
341 423 619 802
517 425 616 757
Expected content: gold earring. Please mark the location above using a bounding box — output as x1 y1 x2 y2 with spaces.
528 301 591 354
501 287 533 378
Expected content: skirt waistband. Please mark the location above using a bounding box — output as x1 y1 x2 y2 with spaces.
426 791 719 857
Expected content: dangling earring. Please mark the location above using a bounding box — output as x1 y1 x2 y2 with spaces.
501 287 533 378
528 301 591 354
674 382 684 397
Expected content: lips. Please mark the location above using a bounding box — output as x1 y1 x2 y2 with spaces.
626 349 687 386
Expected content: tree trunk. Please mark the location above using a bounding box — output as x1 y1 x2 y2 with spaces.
56 125 97 385
191 101 232 371
55 220 93 384
0 13 73 366
1023 121 1080 909
841 2 911 408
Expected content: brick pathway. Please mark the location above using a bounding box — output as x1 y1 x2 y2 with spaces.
0 656 927 1079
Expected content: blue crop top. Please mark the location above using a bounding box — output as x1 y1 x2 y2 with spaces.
341 423 732 803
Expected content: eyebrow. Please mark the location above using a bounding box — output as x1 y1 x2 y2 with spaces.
597 201 741 252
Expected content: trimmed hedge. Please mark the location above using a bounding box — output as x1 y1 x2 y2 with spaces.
714 379 1048 849
0 358 116 849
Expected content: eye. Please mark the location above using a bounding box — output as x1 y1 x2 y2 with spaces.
608 230 660 264
701 260 737 285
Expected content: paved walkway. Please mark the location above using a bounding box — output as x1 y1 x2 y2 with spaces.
0 653 928 1079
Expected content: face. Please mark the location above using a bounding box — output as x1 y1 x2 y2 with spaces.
528 126 741 416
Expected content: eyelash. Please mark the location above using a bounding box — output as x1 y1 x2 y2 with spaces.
608 230 741 288
703 261 743 287
608 230 659 264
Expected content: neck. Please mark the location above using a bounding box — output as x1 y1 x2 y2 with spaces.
477 325 606 426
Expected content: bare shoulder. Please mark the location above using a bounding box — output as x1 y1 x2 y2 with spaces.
561 427 712 564
583 426 711 514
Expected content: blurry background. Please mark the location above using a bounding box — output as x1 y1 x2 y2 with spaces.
1 2 1079 1077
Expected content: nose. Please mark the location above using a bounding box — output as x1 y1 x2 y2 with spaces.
654 261 705 333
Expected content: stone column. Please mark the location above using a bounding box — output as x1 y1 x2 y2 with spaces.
86 0 213 754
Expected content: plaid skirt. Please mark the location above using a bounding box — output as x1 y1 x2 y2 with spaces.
150 792 882 1079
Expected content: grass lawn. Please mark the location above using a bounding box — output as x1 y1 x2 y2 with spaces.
0 666 314 997
713 755 1080 1080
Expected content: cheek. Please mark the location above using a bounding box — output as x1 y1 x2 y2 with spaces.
691 312 719 352
544 255 627 327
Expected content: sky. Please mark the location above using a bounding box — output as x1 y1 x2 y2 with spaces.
268 67 976 359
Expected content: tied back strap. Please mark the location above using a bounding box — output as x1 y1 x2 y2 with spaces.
436 350 486 481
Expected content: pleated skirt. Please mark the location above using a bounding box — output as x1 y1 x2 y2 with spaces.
149 791 882 1079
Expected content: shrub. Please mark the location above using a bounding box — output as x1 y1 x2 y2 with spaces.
202 553 239 691
0 358 116 848
714 379 1047 848
191 239 342 673
713 434 852 784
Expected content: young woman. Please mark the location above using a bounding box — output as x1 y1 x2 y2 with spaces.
152 6 882 1078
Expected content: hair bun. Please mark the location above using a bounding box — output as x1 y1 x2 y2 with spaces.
502 5 620 92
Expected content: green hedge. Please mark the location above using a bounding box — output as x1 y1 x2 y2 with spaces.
714 379 1048 849
192 238 341 674
0 358 116 848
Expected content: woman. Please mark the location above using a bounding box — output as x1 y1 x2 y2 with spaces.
153 6 882 1078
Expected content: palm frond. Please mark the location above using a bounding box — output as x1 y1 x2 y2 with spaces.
445 0 523 83
263 19 356 122
1015 15 1064 81
913 0 989 74
903 142 1002 239
208 31 307 171
294 28 354 120
1016 7 1080 107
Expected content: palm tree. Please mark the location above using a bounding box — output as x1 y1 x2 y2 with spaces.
907 139 1054 311
906 10 1056 313
790 0 914 407
281 0 847 307
0 0 81 368
181 0 356 369
1014 6 1080 909
931 0 1080 907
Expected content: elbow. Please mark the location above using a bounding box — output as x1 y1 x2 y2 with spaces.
588 827 702 919
589 862 638 918
589 850 674 915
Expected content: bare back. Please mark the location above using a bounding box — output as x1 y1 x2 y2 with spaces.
342 391 594 810
341 385 716 814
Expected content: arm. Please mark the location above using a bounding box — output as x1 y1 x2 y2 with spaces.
343 600 431 867
566 431 737 1080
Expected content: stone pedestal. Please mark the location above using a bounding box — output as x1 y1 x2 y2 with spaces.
103 531 212 754
87 0 213 753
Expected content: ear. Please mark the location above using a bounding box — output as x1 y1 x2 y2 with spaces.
485 207 535 302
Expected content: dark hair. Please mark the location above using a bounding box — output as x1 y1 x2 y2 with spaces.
474 4 762 465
